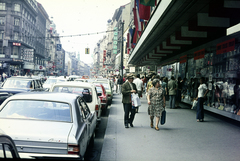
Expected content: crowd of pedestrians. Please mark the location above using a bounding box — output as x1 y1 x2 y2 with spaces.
112 73 208 131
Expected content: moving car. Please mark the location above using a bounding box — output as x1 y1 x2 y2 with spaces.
93 79 113 105
95 84 108 115
43 77 68 91
0 132 20 158
49 82 102 122
0 92 97 159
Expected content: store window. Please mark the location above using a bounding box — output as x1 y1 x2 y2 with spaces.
0 17 5 25
14 18 20 26
13 32 18 41
0 3 5 10
14 4 20 12
12 46 19 58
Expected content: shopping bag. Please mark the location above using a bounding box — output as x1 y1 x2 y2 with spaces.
131 93 141 107
191 100 198 110
161 110 166 125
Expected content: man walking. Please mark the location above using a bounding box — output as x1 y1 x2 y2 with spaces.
168 76 177 109
122 74 138 128
133 74 143 113
117 76 123 94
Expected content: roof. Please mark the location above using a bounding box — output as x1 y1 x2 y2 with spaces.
52 82 95 88
5 92 80 103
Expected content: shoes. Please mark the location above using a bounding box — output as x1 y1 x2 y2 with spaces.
155 126 159 131
125 125 129 128
130 123 134 127
150 122 153 128
197 119 204 122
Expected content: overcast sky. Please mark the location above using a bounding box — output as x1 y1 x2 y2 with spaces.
37 0 130 64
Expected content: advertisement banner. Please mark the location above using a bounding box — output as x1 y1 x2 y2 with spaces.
23 49 34 62
216 38 235 55
194 49 205 60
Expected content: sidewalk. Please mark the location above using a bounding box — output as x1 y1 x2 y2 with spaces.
100 93 240 161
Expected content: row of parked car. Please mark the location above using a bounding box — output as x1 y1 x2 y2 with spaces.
0 75 114 159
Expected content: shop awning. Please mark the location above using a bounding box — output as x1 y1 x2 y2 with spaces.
128 0 240 66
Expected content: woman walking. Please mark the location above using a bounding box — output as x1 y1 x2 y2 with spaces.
147 79 166 131
195 77 208 122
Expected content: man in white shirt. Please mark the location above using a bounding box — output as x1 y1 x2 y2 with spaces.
133 74 143 113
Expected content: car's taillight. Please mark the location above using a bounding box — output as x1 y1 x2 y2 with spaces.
95 105 99 111
107 94 111 97
68 144 79 155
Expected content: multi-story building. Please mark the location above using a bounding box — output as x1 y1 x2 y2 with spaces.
0 0 38 76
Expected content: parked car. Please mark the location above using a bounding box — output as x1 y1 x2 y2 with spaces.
0 76 45 104
0 92 97 159
43 77 68 91
94 83 108 115
0 132 20 158
49 82 102 123
92 79 113 105
68 75 82 81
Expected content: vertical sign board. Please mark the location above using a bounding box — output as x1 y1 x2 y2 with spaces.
103 50 106 68
113 27 118 54
216 38 235 55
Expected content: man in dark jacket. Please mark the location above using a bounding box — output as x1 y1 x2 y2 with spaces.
122 74 138 128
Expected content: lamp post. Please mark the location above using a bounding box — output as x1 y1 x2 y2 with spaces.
120 20 124 78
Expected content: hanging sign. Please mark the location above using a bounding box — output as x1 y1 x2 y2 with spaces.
194 49 205 60
216 38 235 55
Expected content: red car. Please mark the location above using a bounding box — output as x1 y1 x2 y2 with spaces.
95 84 108 114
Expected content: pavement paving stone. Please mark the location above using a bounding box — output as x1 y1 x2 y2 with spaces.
100 93 240 161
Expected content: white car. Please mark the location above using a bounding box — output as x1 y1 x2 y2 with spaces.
43 78 67 91
49 82 102 123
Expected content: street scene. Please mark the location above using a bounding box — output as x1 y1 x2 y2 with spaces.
0 0 240 160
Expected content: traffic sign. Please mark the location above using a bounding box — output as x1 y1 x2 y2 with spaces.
56 44 62 51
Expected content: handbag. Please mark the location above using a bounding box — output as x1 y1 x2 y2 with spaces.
161 110 166 125
191 100 198 110
131 93 141 107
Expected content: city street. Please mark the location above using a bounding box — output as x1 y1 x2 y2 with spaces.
98 92 240 161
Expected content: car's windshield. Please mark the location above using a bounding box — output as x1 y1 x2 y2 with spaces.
2 79 32 89
53 86 93 102
0 100 71 122
44 79 58 84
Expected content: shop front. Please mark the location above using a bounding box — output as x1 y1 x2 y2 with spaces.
127 0 240 121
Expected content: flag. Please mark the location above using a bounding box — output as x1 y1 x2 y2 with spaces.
137 0 151 20
133 2 141 32
127 33 130 48
140 0 156 6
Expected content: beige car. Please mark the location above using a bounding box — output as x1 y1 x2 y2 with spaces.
49 82 102 123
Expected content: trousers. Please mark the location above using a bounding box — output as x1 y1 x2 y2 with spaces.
197 98 204 119
123 103 136 125
169 95 176 108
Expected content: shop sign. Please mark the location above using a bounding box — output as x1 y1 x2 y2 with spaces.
23 62 34 70
180 55 187 64
129 67 135 72
194 49 205 60
13 42 21 46
216 38 235 55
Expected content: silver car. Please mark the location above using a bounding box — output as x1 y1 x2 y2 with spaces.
0 92 97 160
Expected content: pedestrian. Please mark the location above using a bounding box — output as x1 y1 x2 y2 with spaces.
176 77 182 108
195 77 209 122
161 77 168 98
168 76 177 109
117 76 123 94
133 74 143 113
142 76 147 93
147 79 166 131
122 74 138 128
115 76 118 93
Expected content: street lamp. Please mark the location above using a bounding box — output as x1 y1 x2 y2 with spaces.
120 20 124 78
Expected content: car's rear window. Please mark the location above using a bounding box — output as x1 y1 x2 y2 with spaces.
52 86 92 103
96 86 103 93
0 100 71 122
2 79 32 89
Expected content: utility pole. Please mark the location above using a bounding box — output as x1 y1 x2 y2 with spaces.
120 20 124 78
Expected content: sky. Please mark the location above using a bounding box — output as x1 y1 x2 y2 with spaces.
37 0 131 65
